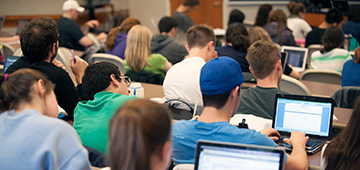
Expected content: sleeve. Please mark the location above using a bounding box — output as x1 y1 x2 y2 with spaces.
150 54 167 71
284 64 293 76
69 21 85 42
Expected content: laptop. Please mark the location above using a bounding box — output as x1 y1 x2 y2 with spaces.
194 140 286 170
3 55 20 73
15 19 29 35
272 94 334 154
281 46 308 72
281 52 288 74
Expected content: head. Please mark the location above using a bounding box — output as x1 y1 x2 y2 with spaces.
182 0 199 12
125 25 152 72
0 69 57 117
246 40 282 80
230 31 250 53
248 26 272 44
158 16 177 37
321 26 344 53
105 17 141 50
353 47 360 64
254 4 272 27
228 9 245 25
82 62 130 100
325 9 343 25
62 0 85 20
287 1 306 18
109 99 172 170
268 9 287 36
20 17 58 62
225 22 248 43
200 57 244 114
186 25 216 61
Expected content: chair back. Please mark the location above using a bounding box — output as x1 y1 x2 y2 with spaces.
125 69 164 85
307 44 322 69
89 53 126 74
279 75 311 95
13 48 23 56
2 43 15 57
55 47 77 85
300 69 342 85
331 86 360 109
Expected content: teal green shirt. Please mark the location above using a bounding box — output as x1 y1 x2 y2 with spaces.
73 91 138 154
124 53 167 77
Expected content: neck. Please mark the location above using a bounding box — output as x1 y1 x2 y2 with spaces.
62 12 73 20
187 47 210 62
176 5 187 13
198 107 231 123
318 21 331 29
15 98 44 115
256 71 280 88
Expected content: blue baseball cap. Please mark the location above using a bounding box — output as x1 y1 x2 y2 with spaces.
200 57 244 95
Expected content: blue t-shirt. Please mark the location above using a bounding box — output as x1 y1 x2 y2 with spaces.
342 59 360 87
172 119 283 165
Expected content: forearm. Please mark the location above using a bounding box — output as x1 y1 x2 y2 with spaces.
285 144 308 170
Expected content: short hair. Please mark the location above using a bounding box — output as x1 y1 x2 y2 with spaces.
183 0 199 7
321 26 344 53
82 62 122 100
287 1 305 15
225 22 248 43
254 4 273 27
186 25 216 49
246 40 281 79
230 31 250 53
228 9 245 25
248 26 272 44
20 17 58 62
325 9 343 24
158 16 177 33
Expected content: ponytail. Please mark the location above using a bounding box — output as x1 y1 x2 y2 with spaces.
353 47 360 64
105 27 121 50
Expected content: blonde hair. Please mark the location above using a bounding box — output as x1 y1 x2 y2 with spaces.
125 25 152 72
248 26 272 44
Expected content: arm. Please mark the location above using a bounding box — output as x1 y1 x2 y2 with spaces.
70 55 88 84
283 131 309 170
78 36 94 47
163 60 173 72
81 20 99 34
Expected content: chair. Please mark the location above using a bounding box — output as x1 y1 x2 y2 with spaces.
331 86 360 109
89 53 126 74
307 44 322 69
55 47 77 85
279 75 311 95
300 69 342 85
172 164 194 170
13 48 23 56
2 42 15 57
125 69 164 85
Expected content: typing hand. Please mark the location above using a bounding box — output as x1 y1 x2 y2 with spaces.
86 20 99 29
283 131 308 148
70 55 88 84
260 128 280 141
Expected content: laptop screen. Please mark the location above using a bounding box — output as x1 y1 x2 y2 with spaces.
195 141 284 170
283 49 306 68
3 55 20 73
273 95 333 137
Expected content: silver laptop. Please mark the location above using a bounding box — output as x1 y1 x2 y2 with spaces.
281 46 308 72
272 94 334 154
195 140 285 170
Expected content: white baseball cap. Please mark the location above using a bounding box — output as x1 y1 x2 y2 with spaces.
62 0 85 12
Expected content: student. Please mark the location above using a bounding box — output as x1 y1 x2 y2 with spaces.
124 25 172 78
311 26 351 72
342 5 360 44
73 62 137 154
228 9 245 25
287 1 312 40
105 17 141 59
254 4 272 27
58 0 107 51
0 69 91 170
108 99 172 170
342 47 360 87
172 56 309 170
321 96 360 169
264 9 296 46
151 16 188 65
173 0 199 33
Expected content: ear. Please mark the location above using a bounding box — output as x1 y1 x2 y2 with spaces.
207 41 214 51
185 45 190 53
35 79 46 97
110 74 120 88
249 66 255 75
231 86 240 99
170 27 176 37
276 59 282 71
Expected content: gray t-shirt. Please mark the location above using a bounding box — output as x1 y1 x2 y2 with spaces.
173 11 194 32
236 86 287 119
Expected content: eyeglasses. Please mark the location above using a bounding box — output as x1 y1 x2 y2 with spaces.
119 75 131 87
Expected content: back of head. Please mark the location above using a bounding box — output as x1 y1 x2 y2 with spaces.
0 69 53 112
325 9 343 25
268 9 287 35
200 57 244 109
228 9 245 25
158 16 177 33
20 17 58 62
109 99 172 170
105 17 141 50
186 25 215 49
225 22 248 43
183 0 199 7
246 40 280 79
255 4 272 27
321 26 344 53
125 25 152 72
230 31 250 53
82 62 121 100
248 26 272 44
287 1 305 15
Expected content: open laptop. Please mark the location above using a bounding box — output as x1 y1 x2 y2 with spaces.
194 140 286 170
281 46 308 72
3 55 20 73
272 94 334 154
281 52 288 74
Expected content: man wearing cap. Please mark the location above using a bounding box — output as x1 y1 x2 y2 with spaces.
172 56 309 169
58 0 107 51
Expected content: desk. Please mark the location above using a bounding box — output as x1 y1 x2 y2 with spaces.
141 83 164 99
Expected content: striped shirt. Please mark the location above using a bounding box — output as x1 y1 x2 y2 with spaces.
311 48 351 72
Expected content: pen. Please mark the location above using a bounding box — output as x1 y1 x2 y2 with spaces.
71 49 76 64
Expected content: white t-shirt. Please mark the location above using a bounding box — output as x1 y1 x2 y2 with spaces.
163 57 205 108
287 17 312 39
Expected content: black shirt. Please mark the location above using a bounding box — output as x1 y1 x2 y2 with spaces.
58 17 85 51
216 45 250 72
305 27 326 47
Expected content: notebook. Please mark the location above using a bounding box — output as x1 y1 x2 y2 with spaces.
194 140 285 170
3 55 20 73
281 46 308 72
272 94 334 154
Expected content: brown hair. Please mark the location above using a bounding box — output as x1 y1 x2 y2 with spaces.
287 1 305 15
183 0 199 7
268 9 287 36
0 69 54 112
186 25 216 49
246 40 281 79
323 96 360 170
109 99 172 170
320 26 344 53
248 26 272 44
354 47 360 64
105 17 141 50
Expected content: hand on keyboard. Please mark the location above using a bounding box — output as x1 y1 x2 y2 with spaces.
260 128 280 141
283 131 309 148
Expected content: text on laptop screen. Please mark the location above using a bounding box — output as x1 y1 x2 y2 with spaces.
283 49 305 68
274 98 332 137
197 145 282 170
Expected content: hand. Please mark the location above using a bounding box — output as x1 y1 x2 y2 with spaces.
70 55 88 84
52 59 66 70
96 32 107 41
260 128 280 141
283 131 309 148
86 20 99 29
